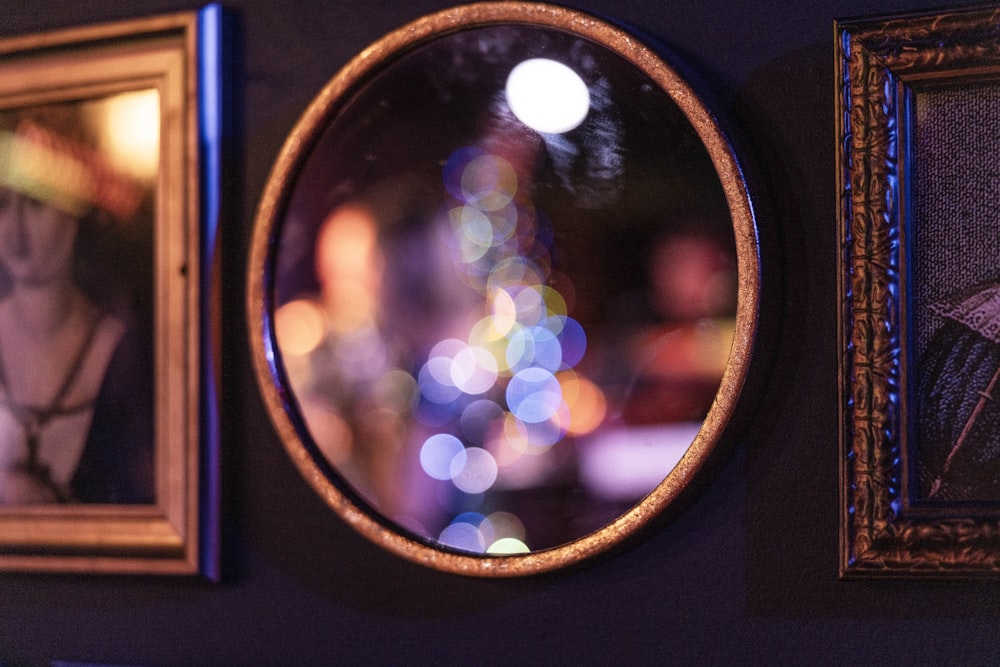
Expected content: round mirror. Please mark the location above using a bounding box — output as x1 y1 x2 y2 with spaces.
248 2 759 576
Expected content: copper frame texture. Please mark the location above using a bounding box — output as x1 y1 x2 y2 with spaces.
838 6 1000 578
0 8 221 577
249 1 760 577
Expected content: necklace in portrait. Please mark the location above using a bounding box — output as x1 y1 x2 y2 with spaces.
0 319 101 502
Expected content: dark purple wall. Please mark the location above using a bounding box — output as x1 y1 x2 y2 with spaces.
3 0 1000 664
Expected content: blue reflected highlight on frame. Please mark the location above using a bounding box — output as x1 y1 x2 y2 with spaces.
197 2 225 583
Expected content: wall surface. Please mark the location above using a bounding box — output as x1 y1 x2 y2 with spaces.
3 0 1000 664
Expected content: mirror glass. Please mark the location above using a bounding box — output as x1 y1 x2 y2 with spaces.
253 4 756 572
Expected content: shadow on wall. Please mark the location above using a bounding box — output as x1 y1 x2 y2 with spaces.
736 39 1000 621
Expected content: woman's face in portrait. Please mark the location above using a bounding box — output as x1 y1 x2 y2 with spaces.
0 186 79 287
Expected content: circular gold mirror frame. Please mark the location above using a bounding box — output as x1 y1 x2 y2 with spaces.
248 1 760 577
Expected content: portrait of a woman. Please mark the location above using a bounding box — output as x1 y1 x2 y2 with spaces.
0 101 155 505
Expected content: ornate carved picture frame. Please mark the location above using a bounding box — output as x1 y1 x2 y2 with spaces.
838 6 1000 578
0 6 223 577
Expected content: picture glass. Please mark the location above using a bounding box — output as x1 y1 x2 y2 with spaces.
910 81 1000 503
0 91 157 505
270 24 738 553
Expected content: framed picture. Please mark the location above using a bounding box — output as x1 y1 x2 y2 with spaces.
838 6 1000 578
0 6 223 577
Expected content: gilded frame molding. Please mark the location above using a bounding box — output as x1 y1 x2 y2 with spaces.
838 6 1000 578
0 7 223 577
248 1 759 577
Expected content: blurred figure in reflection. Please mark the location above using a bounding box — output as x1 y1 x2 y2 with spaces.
281 184 477 523
291 202 398 508
918 282 1000 501
621 230 737 425
0 105 153 504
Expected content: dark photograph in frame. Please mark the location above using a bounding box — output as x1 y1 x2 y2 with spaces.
0 6 223 577
838 5 1000 578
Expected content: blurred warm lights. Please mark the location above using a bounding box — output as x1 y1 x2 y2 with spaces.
650 234 737 320
299 399 353 467
274 298 326 356
559 372 607 436
631 319 735 382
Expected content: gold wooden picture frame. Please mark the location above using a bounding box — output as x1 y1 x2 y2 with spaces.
0 6 222 576
838 6 1000 578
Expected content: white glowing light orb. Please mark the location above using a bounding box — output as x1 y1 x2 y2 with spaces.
450 447 499 494
420 434 465 480
505 58 590 134
438 522 486 553
487 537 530 555
451 345 499 395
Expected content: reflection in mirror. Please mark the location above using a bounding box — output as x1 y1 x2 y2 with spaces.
252 3 757 574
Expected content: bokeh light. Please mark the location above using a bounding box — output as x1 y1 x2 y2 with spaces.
372 369 419 415
438 520 486 553
559 372 607 436
450 345 499 395
483 511 526 542
507 367 563 424
449 446 499 494
274 298 326 356
486 537 530 554
461 152 517 211
279 94 737 555
505 58 591 134
420 434 465 480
